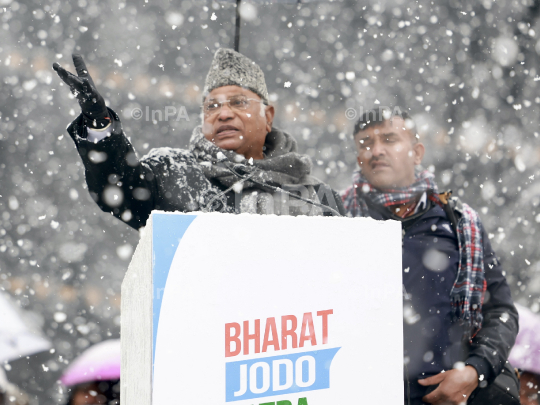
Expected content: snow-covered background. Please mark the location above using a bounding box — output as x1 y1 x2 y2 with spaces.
0 0 539 402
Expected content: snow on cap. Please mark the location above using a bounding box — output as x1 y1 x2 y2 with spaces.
203 48 268 103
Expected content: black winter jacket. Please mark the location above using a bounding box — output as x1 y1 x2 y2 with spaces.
365 197 518 400
67 108 345 229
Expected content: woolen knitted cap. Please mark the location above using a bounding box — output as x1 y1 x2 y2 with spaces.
203 48 268 103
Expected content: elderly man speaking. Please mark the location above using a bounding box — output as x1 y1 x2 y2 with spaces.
53 49 344 229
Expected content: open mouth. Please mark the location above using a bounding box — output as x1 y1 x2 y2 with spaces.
216 125 240 138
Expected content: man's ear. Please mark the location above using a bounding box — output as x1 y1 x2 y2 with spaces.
265 105 275 133
413 142 425 165
354 135 363 167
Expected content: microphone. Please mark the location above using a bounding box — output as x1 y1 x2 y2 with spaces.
231 164 253 176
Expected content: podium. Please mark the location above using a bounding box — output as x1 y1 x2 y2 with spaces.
121 212 403 404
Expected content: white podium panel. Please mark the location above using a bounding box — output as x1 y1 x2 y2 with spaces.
122 212 403 404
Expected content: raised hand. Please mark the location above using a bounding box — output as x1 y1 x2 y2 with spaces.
53 54 110 129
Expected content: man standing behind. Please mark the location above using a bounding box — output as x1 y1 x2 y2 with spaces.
52 49 343 229
341 108 518 405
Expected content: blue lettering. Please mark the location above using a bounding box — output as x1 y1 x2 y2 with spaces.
225 348 340 402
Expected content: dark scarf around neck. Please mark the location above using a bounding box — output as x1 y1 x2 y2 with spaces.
189 126 317 189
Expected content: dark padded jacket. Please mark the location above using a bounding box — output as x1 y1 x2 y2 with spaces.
67 108 345 229
365 196 518 400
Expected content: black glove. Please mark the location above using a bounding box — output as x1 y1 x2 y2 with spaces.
53 54 110 129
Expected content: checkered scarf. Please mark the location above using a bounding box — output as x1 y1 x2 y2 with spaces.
341 170 487 340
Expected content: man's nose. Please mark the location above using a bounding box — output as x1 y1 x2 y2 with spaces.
218 103 235 120
370 139 385 156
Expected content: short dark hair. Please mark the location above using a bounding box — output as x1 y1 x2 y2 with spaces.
353 107 417 140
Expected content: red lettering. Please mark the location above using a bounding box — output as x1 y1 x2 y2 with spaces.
227 310 331 357
225 322 241 357
262 317 280 352
281 315 298 349
243 319 261 355
299 312 317 347
317 309 333 344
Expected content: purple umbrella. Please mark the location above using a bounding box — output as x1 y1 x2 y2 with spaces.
509 303 540 374
60 339 120 387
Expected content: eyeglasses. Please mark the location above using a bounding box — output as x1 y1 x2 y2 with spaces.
202 95 264 116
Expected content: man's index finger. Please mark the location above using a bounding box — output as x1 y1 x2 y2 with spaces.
54 64 85 91
54 64 76 83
